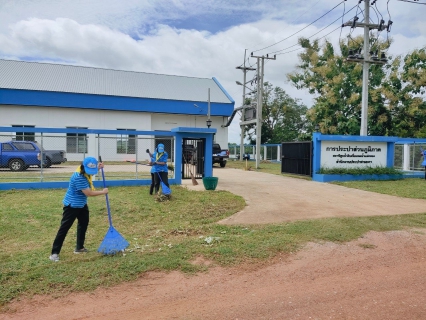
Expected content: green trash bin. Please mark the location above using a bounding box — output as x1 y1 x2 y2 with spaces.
202 177 219 190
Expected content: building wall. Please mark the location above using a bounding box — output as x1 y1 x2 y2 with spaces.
0 105 152 129
0 104 229 160
151 113 228 147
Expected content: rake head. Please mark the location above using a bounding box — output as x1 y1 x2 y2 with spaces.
98 226 129 255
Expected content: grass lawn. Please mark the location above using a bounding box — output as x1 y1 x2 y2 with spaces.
1 163 426 308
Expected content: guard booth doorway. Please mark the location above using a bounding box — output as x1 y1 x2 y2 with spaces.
182 138 205 179
281 141 312 176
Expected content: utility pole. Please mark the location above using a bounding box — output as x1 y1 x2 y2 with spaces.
236 50 256 161
250 53 276 169
343 0 391 136
360 0 370 136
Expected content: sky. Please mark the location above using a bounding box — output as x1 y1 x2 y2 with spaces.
0 0 425 143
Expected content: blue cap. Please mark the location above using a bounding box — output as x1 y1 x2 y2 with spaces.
83 157 98 175
157 144 165 153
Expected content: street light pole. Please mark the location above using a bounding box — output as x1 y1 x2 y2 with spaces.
207 88 211 128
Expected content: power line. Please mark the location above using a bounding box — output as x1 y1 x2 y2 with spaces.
387 0 392 20
245 0 324 53
267 3 358 55
370 5 380 24
267 14 348 54
251 1 345 53
397 0 426 4
348 34 363 47
275 25 342 56
374 2 384 21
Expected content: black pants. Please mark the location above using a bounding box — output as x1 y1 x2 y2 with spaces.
150 172 155 195
154 172 169 194
51 204 89 254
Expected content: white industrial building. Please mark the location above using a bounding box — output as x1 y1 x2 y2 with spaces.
0 59 234 161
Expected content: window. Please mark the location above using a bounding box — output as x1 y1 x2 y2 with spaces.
12 125 35 141
66 127 88 153
12 142 36 151
117 129 136 154
2 143 13 151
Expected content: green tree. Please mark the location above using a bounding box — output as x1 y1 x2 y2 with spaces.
382 48 426 137
287 36 392 136
244 82 308 144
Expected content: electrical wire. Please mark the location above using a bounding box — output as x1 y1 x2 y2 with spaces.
370 5 380 24
267 4 358 55
356 1 365 20
385 0 392 47
387 0 392 20
369 3 385 51
245 0 324 54
275 25 342 56
348 34 363 48
267 3 358 55
251 1 345 53
397 0 426 4
374 2 384 21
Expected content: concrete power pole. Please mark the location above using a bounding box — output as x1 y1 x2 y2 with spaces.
250 53 276 169
343 0 390 136
236 52 256 161
360 0 370 136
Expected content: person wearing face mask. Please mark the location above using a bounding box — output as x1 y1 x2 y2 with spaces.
151 143 170 194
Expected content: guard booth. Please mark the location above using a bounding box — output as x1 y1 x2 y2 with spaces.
182 138 205 179
281 141 312 176
171 127 215 182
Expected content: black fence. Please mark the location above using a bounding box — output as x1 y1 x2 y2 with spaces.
281 141 312 176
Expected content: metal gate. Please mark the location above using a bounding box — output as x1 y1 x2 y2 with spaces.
182 138 205 179
281 141 312 176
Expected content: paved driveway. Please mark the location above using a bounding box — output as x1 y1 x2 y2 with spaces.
182 167 426 225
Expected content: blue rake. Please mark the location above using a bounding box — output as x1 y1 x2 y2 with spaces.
157 172 171 195
97 157 129 255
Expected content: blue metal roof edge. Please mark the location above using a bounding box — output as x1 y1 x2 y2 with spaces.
0 88 234 116
212 77 235 104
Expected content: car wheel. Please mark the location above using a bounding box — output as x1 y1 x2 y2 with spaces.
45 157 52 168
9 159 24 171
220 161 226 168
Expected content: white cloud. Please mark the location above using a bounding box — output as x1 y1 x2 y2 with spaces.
0 0 425 143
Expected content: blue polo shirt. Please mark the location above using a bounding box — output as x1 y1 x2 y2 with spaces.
63 172 90 208
152 152 168 173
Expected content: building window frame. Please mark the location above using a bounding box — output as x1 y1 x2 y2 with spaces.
117 129 136 154
66 127 88 153
12 125 35 141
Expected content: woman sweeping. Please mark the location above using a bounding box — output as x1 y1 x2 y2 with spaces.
152 143 170 194
49 157 108 262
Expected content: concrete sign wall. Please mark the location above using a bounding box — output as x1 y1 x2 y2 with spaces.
312 133 398 183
